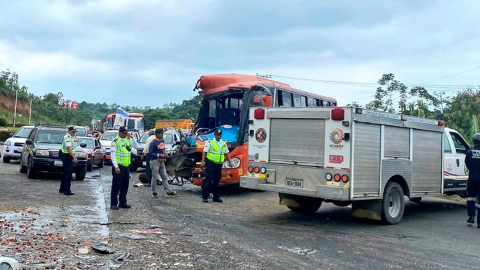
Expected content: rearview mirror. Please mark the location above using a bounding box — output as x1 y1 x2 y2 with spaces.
8 133 14 138
25 139 33 145
80 143 87 148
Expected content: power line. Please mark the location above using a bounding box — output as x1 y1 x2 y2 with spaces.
419 66 480 85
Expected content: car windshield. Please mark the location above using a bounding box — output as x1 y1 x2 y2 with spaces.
76 127 86 136
36 130 66 144
14 127 33 138
101 132 117 141
139 133 150 143
78 138 94 149
163 133 174 144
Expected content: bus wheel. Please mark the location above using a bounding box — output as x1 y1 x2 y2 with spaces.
287 198 323 214
381 182 405 225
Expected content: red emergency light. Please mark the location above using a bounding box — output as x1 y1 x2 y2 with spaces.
331 107 344 121
254 108 265 119
438 120 445 126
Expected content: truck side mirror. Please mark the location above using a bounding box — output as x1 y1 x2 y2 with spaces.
8 132 14 138
25 139 33 145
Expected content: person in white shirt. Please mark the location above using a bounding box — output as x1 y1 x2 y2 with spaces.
142 129 155 187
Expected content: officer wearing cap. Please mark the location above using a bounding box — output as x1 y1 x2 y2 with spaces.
110 126 133 210
466 133 480 227
59 126 78 196
201 129 233 203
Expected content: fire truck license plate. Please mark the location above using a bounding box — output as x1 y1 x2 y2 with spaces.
286 178 303 188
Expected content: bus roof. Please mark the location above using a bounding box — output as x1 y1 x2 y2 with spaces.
194 74 336 102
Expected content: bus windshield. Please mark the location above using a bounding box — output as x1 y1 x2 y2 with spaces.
195 86 271 145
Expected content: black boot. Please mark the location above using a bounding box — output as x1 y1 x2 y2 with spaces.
468 216 475 224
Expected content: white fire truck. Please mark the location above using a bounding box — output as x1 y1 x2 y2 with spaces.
240 107 469 224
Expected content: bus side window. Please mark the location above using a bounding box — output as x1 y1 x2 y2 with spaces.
316 99 323 107
282 91 292 107
307 97 315 107
293 94 302 107
276 90 283 107
301 96 307 107
325 101 331 106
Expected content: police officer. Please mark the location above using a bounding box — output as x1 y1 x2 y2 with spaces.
201 129 233 203
466 133 480 227
59 126 78 195
110 126 133 210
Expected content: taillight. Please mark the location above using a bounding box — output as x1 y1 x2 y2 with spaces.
331 107 344 121
341 175 349 183
334 174 341 182
254 167 260 173
248 166 254 173
254 108 265 119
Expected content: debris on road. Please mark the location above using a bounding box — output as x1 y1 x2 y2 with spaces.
278 245 317 255
91 242 115 254
129 229 163 235
119 233 148 240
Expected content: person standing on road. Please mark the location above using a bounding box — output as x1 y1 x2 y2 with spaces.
465 133 480 227
149 128 178 198
142 129 156 187
201 129 233 203
59 126 78 196
110 126 133 210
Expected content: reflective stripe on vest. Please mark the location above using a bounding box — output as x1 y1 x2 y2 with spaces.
206 139 226 164
114 136 132 167
61 134 76 154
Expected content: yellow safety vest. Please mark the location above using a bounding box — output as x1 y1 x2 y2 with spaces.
206 139 227 164
114 136 132 167
61 134 76 154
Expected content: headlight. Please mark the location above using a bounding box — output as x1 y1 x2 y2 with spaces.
131 148 138 155
5 140 11 146
75 152 86 158
222 157 241 168
35 150 50 157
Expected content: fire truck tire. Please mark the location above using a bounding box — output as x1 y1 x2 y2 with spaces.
287 198 323 214
381 182 405 225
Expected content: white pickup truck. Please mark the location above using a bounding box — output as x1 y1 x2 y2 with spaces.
240 107 469 224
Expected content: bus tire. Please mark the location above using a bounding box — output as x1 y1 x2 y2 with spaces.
287 198 323 214
381 182 405 225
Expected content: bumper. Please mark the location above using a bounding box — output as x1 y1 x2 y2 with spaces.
32 157 87 172
131 155 145 168
192 167 241 186
240 176 350 200
2 146 23 159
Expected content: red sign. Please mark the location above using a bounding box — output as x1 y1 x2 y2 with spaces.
329 155 344 164
71 101 78 109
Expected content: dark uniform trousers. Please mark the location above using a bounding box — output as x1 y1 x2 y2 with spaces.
467 178 480 222
203 159 222 200
111 165 130 206
60 152 73 193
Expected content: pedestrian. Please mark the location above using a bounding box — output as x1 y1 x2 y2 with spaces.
142 129 156 187
59 126 78 196
466 133 480 227
149 128 178 198
201 129 233 203
110 126 133 210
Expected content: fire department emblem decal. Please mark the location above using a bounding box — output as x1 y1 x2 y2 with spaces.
255 128 267 143
330 128 344 144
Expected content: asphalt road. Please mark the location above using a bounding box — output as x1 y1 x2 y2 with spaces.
1 145 480 269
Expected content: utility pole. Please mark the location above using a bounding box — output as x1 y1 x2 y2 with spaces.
12 73 19 127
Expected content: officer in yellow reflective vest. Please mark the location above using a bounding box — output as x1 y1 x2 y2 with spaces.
201 129 233 203
110 126 133 210
59 126 78 195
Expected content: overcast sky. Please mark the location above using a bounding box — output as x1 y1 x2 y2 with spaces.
1 0 479 108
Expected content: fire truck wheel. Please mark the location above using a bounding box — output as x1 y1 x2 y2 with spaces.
287 198 323 214
381 182 405 225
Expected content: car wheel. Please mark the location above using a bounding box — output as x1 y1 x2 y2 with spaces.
19 157 27 173
3 156 11 163
381 182 405 225
26 156 36 179
76 168 86 180
87 159 93 172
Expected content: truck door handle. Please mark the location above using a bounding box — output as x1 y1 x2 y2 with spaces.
457 159 460 167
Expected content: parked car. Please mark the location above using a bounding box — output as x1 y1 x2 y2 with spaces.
130 132 150 172
77 136 105 171
74 126 91 137
99 130 118 163
19 125 88 180
163 129 181 155
2 126 34 163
